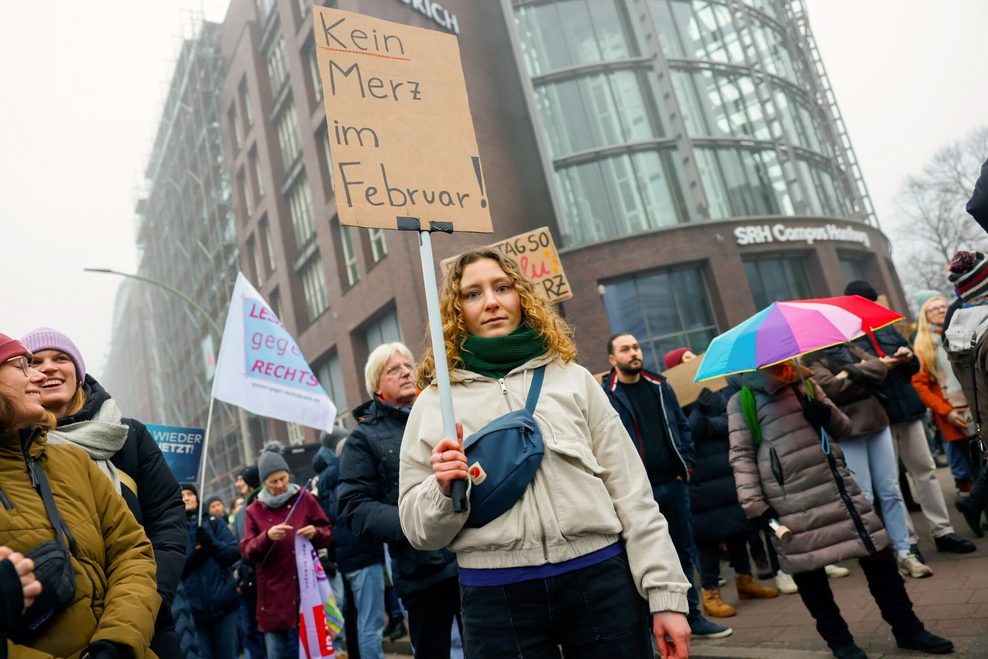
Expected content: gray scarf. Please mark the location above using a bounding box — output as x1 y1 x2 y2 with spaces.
258 482 300 509
47 399 129 493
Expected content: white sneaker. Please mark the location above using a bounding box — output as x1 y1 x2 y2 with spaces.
824 564 850 579
898 553 933 579
774 570 798 594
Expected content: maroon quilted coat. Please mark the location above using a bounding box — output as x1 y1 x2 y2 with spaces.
241 488 333 632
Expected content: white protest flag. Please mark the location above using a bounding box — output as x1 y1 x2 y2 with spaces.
212 273 336 432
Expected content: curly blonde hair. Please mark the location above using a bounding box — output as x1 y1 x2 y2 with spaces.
417 249 577 386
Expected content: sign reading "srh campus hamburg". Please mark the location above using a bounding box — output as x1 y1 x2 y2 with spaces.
734 222 871 248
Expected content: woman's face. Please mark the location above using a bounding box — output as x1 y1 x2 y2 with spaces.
264 470 290 497
30 350 78 417
0 355 46 429
925 298 948 327
459 258 522 338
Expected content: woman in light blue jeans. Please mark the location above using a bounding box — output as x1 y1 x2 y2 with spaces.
802 343 933 579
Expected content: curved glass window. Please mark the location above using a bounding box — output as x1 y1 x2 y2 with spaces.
797 158 849 218
694 146 792 218
514 0 636 76
556 149 687 246
535 69 662 158
671 68 773 140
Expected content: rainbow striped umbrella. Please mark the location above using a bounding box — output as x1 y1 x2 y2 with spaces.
693 296 903 382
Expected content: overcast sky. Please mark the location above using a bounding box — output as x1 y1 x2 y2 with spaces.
1 0 986 377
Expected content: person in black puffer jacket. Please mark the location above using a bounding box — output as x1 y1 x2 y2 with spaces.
339 342 459 659
181 483 242 659
22 327 187 658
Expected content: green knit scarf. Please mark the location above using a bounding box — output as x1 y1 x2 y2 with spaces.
460 324 548 379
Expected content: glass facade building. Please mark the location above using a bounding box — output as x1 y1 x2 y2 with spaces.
507 0 874 248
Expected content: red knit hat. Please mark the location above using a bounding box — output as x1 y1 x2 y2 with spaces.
0 333 29 365
663 347 690 370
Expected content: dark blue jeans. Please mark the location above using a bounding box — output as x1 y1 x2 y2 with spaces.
460 554 651 658
651 479 700 622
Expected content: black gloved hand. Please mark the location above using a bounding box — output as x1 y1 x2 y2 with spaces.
755 506 781 531
696 387 715 410
82 641 126 659
801 398 832 432
196 525 213 548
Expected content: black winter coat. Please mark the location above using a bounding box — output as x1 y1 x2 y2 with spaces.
313 445 384 573
686 389 750 544
182 513 241 624
58 376 187 603
969 157 988 233
338 398 457 597
852 326 926 424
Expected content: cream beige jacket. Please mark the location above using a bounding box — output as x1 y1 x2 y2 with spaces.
398 354 689 614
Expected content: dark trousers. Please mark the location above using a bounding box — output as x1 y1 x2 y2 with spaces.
401 576 462 659
652 479 701 621
460 554 652 658
792 549 922 649
697 535 752 589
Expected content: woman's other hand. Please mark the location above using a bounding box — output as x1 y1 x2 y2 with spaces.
653 611 691 659
297 525 316 539
947 409 970 429
0 547 41 611
430 422 468 497
266 523 293 541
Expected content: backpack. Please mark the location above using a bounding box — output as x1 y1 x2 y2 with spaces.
463 366 546 528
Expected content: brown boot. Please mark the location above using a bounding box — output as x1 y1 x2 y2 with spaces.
736 573 779 600
702 587 736 617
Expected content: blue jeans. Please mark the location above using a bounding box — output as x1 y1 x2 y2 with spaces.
344 564 387 659
651 479 701 622
460 554 651 658
196 609 239 659
839 427 911 554
264 628 299 659
945 439 975 482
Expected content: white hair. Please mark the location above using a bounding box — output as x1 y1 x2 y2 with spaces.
364 342 414 398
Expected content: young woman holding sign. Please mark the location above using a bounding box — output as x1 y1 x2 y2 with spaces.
21 327 187 658
398 249 691 659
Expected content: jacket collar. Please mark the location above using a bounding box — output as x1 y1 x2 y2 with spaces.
604 367 666 392
448 352 556 384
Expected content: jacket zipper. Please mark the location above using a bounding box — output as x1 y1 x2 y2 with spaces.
498 378 508 396
826 452 877 553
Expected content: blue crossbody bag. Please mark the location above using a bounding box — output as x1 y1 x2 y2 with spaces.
462 366 546 528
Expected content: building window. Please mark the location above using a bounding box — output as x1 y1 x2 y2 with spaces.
275 98 301 169
363 309 402 354
300 251 330 322
287 422 305 445
320 127 335 196
260 217 276 273
694 146 793 219
601 264 719 372
338 222 359 286
268 287 281 319
249 147 265 200
307 42 323 104
839 251 871 286
266 33 289 95
256 0 276 20
287 173 315 249
315 352 348 421
297 0 312 17
238 78 254 129
247 235 261 283
368 228 387 263
743 253 814 310
237 168 253 217
228 104 243 150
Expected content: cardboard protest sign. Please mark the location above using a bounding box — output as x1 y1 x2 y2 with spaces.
662 354 727 407
212 273 337 433
441 227 572 303
313 6 492 233
146 424 205 482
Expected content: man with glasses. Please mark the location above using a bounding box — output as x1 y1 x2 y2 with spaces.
338 343 460 659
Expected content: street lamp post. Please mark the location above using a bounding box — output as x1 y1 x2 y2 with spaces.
84 267 253 467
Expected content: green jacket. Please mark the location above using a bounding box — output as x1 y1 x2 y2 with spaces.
0 428 160 658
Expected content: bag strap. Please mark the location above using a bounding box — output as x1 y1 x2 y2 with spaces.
26 458 78 557
524 366 546 413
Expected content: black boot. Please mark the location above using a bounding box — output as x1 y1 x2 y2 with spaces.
832 643 868 659
955 497 985 538
791 568 855 651
859 550 923 639
895 630 953 654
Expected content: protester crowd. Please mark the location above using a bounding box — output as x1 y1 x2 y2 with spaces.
0 160 985 659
